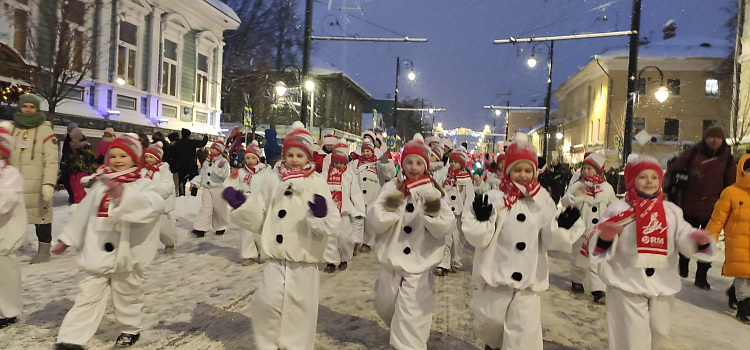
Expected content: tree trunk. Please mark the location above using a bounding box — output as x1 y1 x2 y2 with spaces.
47 99 56 124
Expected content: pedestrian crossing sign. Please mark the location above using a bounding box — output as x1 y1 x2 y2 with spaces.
244 107 252 127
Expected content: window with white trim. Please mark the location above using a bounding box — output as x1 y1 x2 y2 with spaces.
196 53 209 104
162 39 179 96
117 21 138 86
11 0 31 58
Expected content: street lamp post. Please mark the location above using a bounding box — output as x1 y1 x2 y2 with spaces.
393 57 415 131
525 42 554 160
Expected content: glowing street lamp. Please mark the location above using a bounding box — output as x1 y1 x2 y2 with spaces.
408 71 416 81
304 80 315 91
556 132 563 140
484 124 491 133
494 109 502 116
655 86 669 103
437 122 442 129
275 81 287 96
526 54 538 68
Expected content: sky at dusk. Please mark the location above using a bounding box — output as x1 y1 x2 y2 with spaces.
308 0 735 137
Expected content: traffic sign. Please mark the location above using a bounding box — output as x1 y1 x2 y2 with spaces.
387 138 395 147
243 107 253 127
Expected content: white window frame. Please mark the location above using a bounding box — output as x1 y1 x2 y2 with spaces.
196 32 219 108
161 38 180 97
195 52 210 105
705 79 720 98
115 1 149 88
161 15 189 99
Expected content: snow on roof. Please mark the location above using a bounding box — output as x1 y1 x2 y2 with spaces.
203 0 241 23
597 36 733 60
310 57 372 99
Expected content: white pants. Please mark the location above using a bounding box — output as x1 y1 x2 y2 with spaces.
194 187 229 232
469 284 542 350
352 216 365 245
158 213 177 248
324 214 355 265
57 268 145 345
0 255 22 319
374 267 435 350
239 228 264 260
251 259 320 350
606 286 673 350
570 236 606 292
734 278 750 300
439 215 463 270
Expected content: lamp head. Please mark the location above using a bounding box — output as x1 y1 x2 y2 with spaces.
527 55 538 68
655 86 669 103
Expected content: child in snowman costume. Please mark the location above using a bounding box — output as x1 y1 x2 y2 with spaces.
314 134 340 174
141 142 178 254
190 140 230 237
429 143 447 180
0 122 26 330
52 133 165 349
223 121 340 350
561 150 618 304
583 154 717 350
474 151 505 195
462 133 584 350
224 140 275 266
435 147 473 276
323 141 366 273
351 135 396 253
367 134 455 350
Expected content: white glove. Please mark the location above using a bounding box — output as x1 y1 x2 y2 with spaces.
42 184 55 203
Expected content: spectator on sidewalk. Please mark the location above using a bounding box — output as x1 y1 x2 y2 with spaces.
59 123 77 204
94 127 115 165
171 128 207 196
62 127 97 204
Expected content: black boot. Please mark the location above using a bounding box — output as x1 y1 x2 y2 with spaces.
485 345 499 350
728 285 738 310
115 333 140 347
55 343 85 350
0 317 17 329
737 298 750 325
592 291 606 305
191 230 205 238
694 261 711 290
571 282 585 294
678 253 689 278
215 230 225 236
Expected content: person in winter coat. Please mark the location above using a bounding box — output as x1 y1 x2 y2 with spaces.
63 127 97 204
435 147 473 276
314 134 338 173
223 141 275 266
9 93 58 264
94 127 115 165
0 123 27 329
163 132 180 195
141 142 177 254
367 134 455 350
583 154 717 350
171 128 208 197
59 123 78 204
223 121 340 350
462 133 584 350
544 159 568 204
264 128 282 168
440 137 455 164
665 125 736 290
473 152 505 195
190 141 230 237
561 150 619 304
51 133 165 349
323 141 366 273
429 144 447 180
349 138 397 253
706 154 750 323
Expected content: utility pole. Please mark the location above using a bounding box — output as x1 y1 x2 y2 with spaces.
622 0 642 165
542 41 554 159
300 0 314 126
393 57 401 130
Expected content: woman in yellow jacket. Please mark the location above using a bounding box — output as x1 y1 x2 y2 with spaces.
706 154 750 324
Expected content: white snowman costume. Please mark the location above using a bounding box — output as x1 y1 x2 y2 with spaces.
56 168 164 346
462 133 586 350
191 141 230 233
229 123 340 350
561 151 619 294
141 142 178 249
367 135 455 350
224 162 276 261
437 148 474 271
0 160 26 322
586 155 718 350
349 142 396 246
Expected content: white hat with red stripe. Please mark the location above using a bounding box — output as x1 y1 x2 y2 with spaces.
624 154 663 191
362 130 377 143
245 140 262 161
440 136 454 150
449 147 471 169
401 134 431 168
144 141 164 162
503 132 538 175
211 140 226 154
431 144 444 160
323 134 338 146
0 121 13 160
283 121 315 160
583 150 606 174
108 133 143 167
426 136 440 145
332 139 349 163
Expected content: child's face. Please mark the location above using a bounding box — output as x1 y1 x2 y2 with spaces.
209 148 220 155
449 159 462 171
509 162 535 186
333 161 346 169
634 169 661 195
403 155 426 180
497 160 505 171
430 153 440 163
21 103 37 114
103 132 113 139
144 154 158 166
430 141 440 148
245 153 259 166
284 147 309 170
108 147 136 172
581 164 598 178
362 148 373 158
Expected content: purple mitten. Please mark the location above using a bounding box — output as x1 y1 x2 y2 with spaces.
308 194 327 218
218 160 226 168
222 187 246 209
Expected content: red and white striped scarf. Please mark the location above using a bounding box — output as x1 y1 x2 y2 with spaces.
580 188 668 268
144 162 162 180
96 167 141 218
497 175 541 209
398 175 433 197
206 152 221 163
444 168 471 187
278 162 315 182
357 154 378 169
582 174 605 198
326 165 346 212
242 163 265 184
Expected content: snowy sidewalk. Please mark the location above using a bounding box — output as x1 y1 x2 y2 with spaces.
1 194 749 349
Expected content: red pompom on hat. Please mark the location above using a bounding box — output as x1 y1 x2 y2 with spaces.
583 150 606 174
283 121 315 160
503 132 538 175
624 154 663 191
245 140 262 160
401 134 431 169
449 147 471 169
331 140 349 163
144 141 164 162
323 134 338 146
108 133 143 168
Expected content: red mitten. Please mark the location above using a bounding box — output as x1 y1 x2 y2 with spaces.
690 230 710 247
598 221 624 242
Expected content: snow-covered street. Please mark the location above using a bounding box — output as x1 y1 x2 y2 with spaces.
2 193 749 350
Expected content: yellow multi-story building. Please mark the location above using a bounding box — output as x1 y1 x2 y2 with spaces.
553 37 733 168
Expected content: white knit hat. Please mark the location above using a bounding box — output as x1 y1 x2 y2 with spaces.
323 134 338 146
426 136 440 145
583 150 606 174
245 140 262 161
144 141 164 162
440 136 454 150
332 139 349 163
283 121 315 160
108 133 143 167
